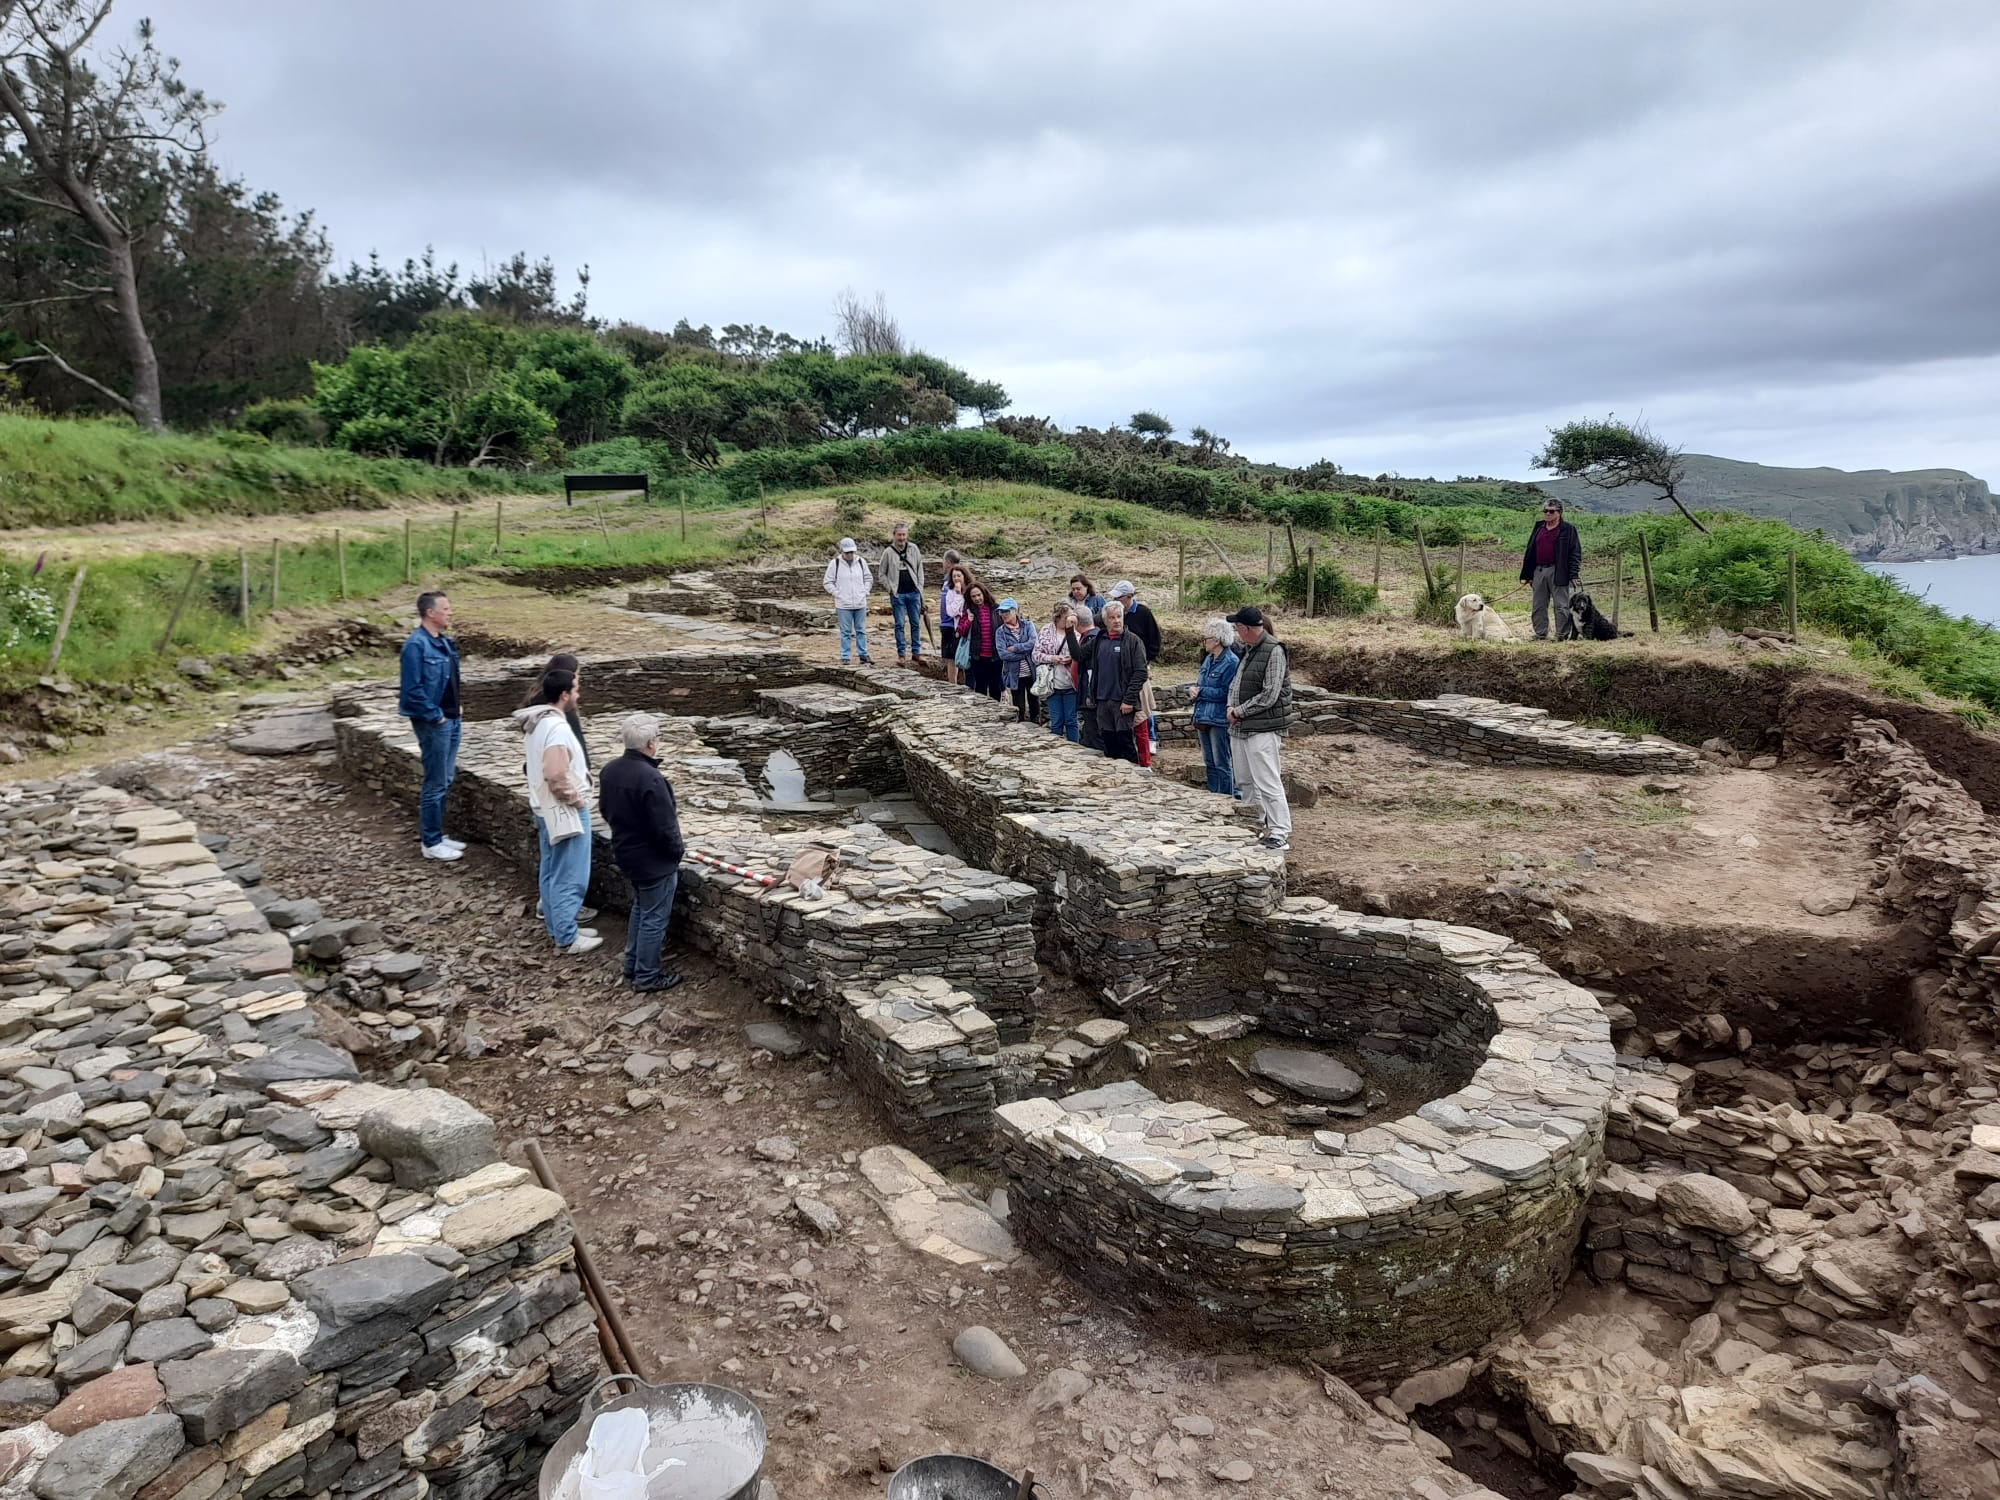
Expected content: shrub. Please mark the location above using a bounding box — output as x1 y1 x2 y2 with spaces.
1189 573 1254 608
833 493 867 532
1275 558 1376 617
239 399 327 446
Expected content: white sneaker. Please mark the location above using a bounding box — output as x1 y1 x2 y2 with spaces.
439 837 466 853
562 933 604 955
422 843 463 861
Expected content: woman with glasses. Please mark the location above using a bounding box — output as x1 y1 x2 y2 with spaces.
1519 498 1583 640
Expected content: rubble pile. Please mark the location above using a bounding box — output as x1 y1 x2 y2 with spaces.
0 778 602 1500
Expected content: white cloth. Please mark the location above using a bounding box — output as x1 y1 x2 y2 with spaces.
823 555 873 608
1233 728 1291 838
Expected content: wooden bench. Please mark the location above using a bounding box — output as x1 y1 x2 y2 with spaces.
563 471 649 506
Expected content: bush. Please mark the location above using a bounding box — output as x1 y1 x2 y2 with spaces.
1275 558 1376 617
833 493 867 532
1189 573 1255 608
239 399 327 446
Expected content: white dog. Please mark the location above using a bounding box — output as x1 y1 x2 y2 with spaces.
1455 592 1512 641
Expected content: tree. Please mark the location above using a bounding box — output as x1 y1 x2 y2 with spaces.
1130 410 1173 439
0 0 215 429
1531 415 1711 533
833 288 904 356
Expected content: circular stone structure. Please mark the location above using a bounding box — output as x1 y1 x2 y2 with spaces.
992 900 1614 1379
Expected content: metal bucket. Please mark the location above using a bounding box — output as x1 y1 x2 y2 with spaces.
886 1453 1048 1500
540 1374 767 1500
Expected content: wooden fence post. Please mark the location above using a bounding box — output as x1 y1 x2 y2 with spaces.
759 480 767 529
1413 519 1436 600
1177 537 1186 610
1787 548 1798 638
403 519 413 584
158 558 205 655
1372 524 1384 589
46 565 87 672
494 501 503 556
238 549 249 627
448 509 461 571
1456 537 1467 598
1265 528 1274 588
336 529 347 601
1305 543 1317 617
270 539 281 613
1611 551 1623 630
1638 531 1660 633
679 487 688 543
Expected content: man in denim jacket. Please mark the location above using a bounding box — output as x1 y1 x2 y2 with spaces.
398 591 465 861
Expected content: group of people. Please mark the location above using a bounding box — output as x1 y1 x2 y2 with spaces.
827 528 1297 851
398 590 686 989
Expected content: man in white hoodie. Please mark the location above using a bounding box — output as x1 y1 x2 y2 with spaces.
823 537 874 665
514 665 601 954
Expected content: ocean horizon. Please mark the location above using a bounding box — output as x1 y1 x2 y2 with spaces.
1869 554 2000 628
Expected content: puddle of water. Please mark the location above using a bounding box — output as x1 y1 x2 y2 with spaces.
762 750 807 804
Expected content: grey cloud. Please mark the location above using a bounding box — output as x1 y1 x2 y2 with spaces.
144 0 2000 479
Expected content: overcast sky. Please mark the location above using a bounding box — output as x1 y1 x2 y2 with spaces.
145 0 2000 480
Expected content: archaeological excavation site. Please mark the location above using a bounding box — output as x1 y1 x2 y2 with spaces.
2 559 1998 1500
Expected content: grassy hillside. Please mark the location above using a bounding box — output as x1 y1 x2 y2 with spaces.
0 413 559 527
1535 453 1997 546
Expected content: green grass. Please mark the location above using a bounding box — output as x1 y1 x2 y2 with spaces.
0 412 561 527
0 500 737 687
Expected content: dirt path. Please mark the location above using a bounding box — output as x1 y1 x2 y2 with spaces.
0 490 567 560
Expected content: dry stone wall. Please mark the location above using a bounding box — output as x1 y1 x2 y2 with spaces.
993 907 1611 1379
0 779 602 1500
1330 692 1702 774
691 686 907 796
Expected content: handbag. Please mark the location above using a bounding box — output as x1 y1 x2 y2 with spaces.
954 635 971 670
543 799 584 843
1032 663 1063 699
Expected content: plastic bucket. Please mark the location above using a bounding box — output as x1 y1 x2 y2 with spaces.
885 1453 1047 1500
539 1375 766 1500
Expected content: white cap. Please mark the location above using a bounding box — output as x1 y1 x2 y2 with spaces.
839 537 857 553
1110 579 1136 598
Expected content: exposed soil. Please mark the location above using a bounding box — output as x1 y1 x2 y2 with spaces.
1154 734 1932 1043
110 736 1462 1500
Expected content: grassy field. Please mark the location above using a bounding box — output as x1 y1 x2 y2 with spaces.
0 412 567 527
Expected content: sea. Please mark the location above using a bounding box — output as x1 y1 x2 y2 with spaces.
1867 555 2000 628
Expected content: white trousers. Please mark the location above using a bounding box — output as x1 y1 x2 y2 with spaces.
1233 730 1291 838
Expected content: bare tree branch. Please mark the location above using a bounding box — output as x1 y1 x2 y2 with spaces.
2 341 134 410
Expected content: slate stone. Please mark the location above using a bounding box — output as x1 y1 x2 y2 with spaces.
356 1089 496 1188
260 1108 332 1152
1057 1080 1159 1113
93 1254 181 1298
951 1325 1028 1380
53 1320 130 1382
220 1039 358 1088
31 1412 184 1500
126 1317 213 1364
158 1349 306 1443
1210 1180 1306 1221
295 1141 367 1191
0 1375 58 1423
1248 1047 1363 1103
69 1282 134 1335
1456 1137 1554 1181
258 898 324 931
744 1023 808 1059
292 1253 457 1372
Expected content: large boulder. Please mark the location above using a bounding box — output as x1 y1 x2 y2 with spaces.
1657 1174 1755 1237
32 1412 183 1500
357 1089 497 1188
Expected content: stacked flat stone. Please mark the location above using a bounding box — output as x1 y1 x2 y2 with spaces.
693 686 906 796
1583 1162 1896 1333
837 979 1000 1165
1153 683 1362 745
1329 691 1701 774
0 780 601 1500
334 699 1041 1014
991 904 1613 1378
1838 718 2000 1039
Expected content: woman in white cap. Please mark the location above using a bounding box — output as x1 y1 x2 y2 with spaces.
823 537 874 665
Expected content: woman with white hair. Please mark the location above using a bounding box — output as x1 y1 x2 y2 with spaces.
598 712 686 993
1187 618 1240 795
1033 600 1085 742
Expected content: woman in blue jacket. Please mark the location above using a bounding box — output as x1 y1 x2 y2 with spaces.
996 598 1039 722
1187 617 1239 795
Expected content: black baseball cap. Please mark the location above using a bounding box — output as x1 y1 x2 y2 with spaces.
1223 605 1265 626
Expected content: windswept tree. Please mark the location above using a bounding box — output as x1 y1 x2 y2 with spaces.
1532 415 1711 534
0 0 215 429
1129 410 1173 439
833 288 904 356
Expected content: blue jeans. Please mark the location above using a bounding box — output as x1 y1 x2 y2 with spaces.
837 607 869 662
890 592 924 657
1045 690 1079 742
535 808 592 947
1196 724 1235 796
624 870 679 986
413 717 460 847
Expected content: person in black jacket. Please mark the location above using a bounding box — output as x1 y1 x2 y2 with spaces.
1108 580 1162 659
1519 499 1584 640
1084 600 1151 763
599 714 686 993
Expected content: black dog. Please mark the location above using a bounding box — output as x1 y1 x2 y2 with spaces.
1565 591 1622 641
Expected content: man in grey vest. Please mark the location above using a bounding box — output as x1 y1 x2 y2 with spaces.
1225 606 1292 851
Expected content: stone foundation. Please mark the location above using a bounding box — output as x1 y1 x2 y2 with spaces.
0 780 602 1500
693 686 907 796
837 979 1002 1166
1332 691 1701 774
